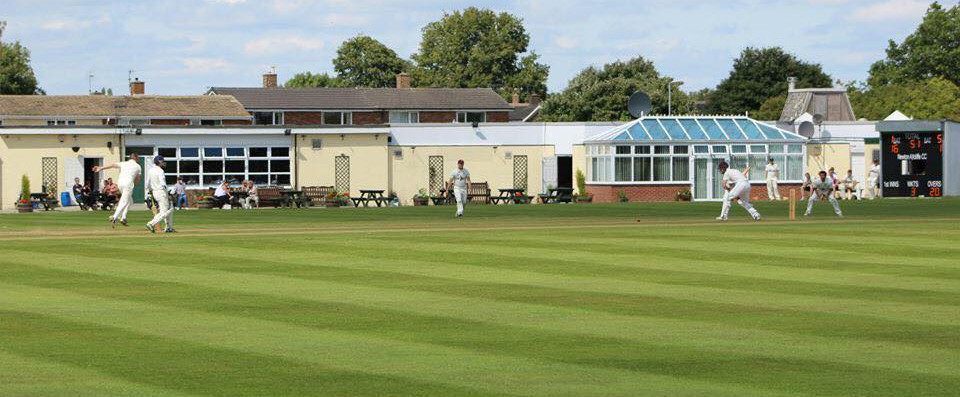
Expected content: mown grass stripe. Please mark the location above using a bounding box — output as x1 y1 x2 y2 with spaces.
5 253 958 378
0 283 796 397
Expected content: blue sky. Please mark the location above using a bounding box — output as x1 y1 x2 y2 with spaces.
2 0 939 95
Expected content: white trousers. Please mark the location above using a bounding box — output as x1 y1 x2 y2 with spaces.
806 191 842 216
147 191 174 229
720 182 761 220
453 187 467 216
244 195 259 209
866 177 879 199
765 178 781 200
112 184 134 221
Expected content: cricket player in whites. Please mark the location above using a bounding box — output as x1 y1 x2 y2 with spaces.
93 153 141 228
145 155 175 233
446 159 471 218
806 170 843 217
717 160 761 221
764 158 782 200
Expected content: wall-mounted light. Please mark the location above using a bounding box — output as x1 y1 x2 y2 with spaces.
135 128 142 135
57 135 65 143
374 134 379 140
471 121 479 129
339 134 345 140
284 128 292 136
107 141 113 149
71 146 80 153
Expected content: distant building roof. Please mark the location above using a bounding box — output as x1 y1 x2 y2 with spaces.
587 116 806 142
779 87 856 123
509 104 540 122
207 87 513 111
0 95 252 118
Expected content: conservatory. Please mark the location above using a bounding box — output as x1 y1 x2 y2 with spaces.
583 116 807 201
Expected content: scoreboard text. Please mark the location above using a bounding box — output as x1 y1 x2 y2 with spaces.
880 131 944 197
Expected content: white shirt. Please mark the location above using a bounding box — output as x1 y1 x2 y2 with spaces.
451 168 470 189
868 164 880 179
117 160 141 187
214 185 229 197
146 166 166 194
812 177 835 194
764 164 779 180
722 168 747 187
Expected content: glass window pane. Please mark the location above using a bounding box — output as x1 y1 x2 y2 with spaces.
615 158 632 181
731 145 747 154
202 175 223 186
769 144 784 154
203 147 223 158
249 160 268 173
654 145 670 154
224 175 244 185
633 157 651 181
226 147 244 157
679 119 708 140
271 147 290 157
249 147 268 157
694 145 709 154
203 160 223 173
749 154 766 180
179 160 199 173
673 145 689 154
730 155 748 171
628 123 650 140
660 119 688 140
466 112 485 123
615 146 631 154
653 158 671 181
273 174 291 186
641 120 669 140
701 119 727 140
716 119 747 140
786 156 803 180
180 147 199 158
158 148 177 158
735 119 765 140
270 160 290 173
165 175 178 185
323 112 343 125
163 162 177 173
250 174 269 185
758 123 785 139
672 157 689 181
635 145 650 154
225 160 245 173
788 145 803 153
712 145 727 153
750 145 766 153
179 175 199 185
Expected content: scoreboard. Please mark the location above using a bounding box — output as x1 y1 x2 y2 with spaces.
880 131 944 197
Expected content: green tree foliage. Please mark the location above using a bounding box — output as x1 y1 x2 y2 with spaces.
284 72 343 88
849 77 960 120
710 47 832 115
540 56 689 122
752 95 786 120
333 35 411 88
0 21 43 95
868 2 960 87
411 7 548 101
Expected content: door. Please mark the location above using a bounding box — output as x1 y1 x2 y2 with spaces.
694 157 709 200
84 158 102 191
851 152 865 183
65 156 84 199
557 156 573 189
541 156 557 192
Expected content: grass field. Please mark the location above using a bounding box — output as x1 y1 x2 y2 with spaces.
1 199 958 396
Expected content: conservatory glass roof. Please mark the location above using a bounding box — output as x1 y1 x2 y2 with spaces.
586 116 806 142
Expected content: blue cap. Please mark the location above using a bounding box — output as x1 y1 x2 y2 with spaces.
154 155 165 165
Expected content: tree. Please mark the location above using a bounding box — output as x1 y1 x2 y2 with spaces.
710 47 832 115
284 72 343 88
0 21 43 95
752 95 786 120
91 87 113 96
333 35 411 87
867 2 960 87
540 56 690 122
849 77 960 120
412 7 548 101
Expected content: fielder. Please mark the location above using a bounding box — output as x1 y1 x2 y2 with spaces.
145 155 175 233
447 159 471 218
93 153 142 228
717 161 761 221
764 158 781 200
866 159 881 199
805 170 843 217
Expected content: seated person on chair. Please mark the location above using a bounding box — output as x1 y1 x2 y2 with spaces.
213 181 232 208
101 178 119 209
244 181 259 209
841 169 859 200
72 178 85 208
81 183 98 210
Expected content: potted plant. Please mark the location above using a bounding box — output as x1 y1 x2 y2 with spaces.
412 188 430 206
618 189 630 203
17 175 33 213
324 190 348 207
574 169 593 203
387 191 400 207
675 189 692 202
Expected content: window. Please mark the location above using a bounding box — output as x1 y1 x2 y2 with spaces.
180 148 200 158
200 119 222 126
128 119 150 126
158 148 177 158
271 147 289 157
253 112 283 125
456 112 485 123
389 111 419 124
635 146 650 154
587 144 693 183
203 147 223 158
46 120 76 126
249 147 268 157
323 112 351 125
672 157 689 181
226 148 245 157
159 146 293 187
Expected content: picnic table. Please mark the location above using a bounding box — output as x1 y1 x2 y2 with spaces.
491 188 532 204
232 190 248 208
432 189 454 205
29 193 59 211
538 187 574 204
352 189 386 207
280 190 308 208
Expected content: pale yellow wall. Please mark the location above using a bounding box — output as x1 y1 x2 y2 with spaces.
1 119 105 126
0 134 120 209
864 143 880 180
806 143 851 176
572 144 587 194
295 133 389 197
389 145 553 205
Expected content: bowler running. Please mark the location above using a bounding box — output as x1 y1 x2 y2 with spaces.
92 153 142 228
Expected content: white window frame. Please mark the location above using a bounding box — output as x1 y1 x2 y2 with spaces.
456 111 486 123
389 111 419 124
322 111 352 126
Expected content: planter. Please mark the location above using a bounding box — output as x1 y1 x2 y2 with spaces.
16 203 33 213
413 198 429 206
575 196 593 203
197 200 217 209
324 201 341 208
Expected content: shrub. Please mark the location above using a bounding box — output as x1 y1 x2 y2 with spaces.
575 169 587 197
618 189 629 202
19 175 30 203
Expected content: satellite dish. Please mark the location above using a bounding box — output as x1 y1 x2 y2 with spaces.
628 91 652 118
812 113 824 126
798 121 815 138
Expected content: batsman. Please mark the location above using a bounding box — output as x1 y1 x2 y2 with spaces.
145 155 176 233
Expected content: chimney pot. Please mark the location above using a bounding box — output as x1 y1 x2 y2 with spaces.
129 78 145 95
511 92 520 105
263 72 278 88
787 77 797 91
396 72 411 89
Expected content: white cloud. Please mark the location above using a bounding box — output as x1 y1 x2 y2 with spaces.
553 36 579 50
321 13 370 26
41 15 110 30
851 0 928 22
244 35 324 55
207 0 246 4
180 58 233 74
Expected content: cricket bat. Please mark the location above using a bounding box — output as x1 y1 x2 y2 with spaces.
149 194 162 232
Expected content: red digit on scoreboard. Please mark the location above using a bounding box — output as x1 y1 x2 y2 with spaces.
930 187 942 197
911 187 918 197
891 144 899 154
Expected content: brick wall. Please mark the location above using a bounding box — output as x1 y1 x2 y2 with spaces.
352 111 385 125
419 111 456 123
486 111 510 122
150 119 190 125
283 112 324 125
587 183 802 202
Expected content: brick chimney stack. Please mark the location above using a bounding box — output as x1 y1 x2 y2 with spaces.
129 78 145 95
512 92 520 105
529 94 540 106
396 73 411 89
263 72 278 88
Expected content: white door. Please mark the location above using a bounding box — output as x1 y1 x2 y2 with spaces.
541 156 557 192
65 156 84 200
851 152 866 183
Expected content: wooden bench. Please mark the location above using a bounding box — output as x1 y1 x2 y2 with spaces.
468 182 491 204
539 188 574 204
256 187 286 208
29 193 59 211
302 186 333 207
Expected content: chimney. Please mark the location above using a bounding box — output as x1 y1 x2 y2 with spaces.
787 76 797 91
511 92 520 105
529 94 540 106
129 78 145 95
396 72 411 89
263 72 278 88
